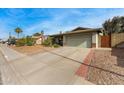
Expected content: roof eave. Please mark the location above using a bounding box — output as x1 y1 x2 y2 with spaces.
50 28 102 37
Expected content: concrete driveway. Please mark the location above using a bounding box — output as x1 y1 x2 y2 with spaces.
0 44 93 85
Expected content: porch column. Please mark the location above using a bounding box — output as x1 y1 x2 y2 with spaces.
96 33 99 48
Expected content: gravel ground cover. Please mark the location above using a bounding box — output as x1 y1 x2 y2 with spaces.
87 48 124 85
0 70 2 85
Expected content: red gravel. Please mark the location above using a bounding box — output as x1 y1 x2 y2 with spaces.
76 49 94 78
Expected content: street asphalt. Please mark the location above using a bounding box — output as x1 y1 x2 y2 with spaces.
0 44 93 85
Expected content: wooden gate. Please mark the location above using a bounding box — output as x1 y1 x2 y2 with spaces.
101 35 111 48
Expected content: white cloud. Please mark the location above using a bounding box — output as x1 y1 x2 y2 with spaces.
2 8 124 38
24 9 87 35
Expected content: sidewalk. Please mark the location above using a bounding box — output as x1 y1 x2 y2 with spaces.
0 44 25 61
0 51 23 84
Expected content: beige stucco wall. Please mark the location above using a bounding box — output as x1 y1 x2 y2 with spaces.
98 35 101 47
111 33 124 47
36 38 42 45
92 32 101 48
92 33 96 44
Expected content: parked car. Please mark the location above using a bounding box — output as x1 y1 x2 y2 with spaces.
7 38 16 45
2 41 6 44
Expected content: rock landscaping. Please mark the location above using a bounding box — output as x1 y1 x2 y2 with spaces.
0 70 2 85
87 48 124 85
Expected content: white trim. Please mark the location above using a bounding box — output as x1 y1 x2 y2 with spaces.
96 33 99 48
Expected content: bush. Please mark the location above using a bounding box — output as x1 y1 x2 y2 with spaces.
15 36 35 47
27 41 33 46
42 37 53 47
52 44 60 48
26 36 35 46
16 38 26 47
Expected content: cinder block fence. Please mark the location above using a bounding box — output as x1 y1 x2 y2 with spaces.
111 33 124 47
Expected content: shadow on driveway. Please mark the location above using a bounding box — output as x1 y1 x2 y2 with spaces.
111 48 124 67
44 48 124 78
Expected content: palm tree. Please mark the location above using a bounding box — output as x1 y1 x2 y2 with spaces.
41 30 44 35
15 27 23 39
40 30 44 44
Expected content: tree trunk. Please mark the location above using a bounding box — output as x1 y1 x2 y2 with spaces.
18 33 19 39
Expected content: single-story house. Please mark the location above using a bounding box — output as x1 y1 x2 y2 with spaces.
32 35 48 45
0 39 2 43
51 27 102 48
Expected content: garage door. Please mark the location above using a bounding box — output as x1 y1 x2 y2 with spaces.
66 33 92 48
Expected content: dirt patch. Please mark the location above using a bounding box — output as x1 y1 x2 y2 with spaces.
87 48 124 85
10 45 55 55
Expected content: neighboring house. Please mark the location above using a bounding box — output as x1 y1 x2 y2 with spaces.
51 27 102 48
0 39 2 43
32 35 47 45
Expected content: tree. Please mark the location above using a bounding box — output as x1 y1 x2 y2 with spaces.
33 31 44 36
26 36 35 46
103 16 124 35
41 30 44 35
40 30 44 44
15 27 23 39
33 32 41 36
42 36 53 47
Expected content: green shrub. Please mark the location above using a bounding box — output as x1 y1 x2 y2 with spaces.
27 41 33 46
53 44 60 48
42 37 53 47
15 36 35 47
16 38 26 47
26 36 35 46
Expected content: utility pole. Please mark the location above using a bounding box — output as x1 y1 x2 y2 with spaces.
9 31 11 43
9 31 11 38
41 30 44 45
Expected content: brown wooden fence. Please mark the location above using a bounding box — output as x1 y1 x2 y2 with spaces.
101 35 111 48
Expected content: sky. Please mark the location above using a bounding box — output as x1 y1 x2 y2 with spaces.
1 8 124 39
